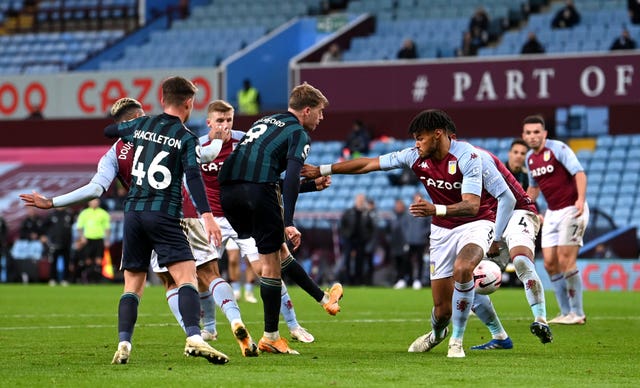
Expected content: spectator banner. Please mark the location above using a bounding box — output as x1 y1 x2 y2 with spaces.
0 68 218 119
296 52 640 111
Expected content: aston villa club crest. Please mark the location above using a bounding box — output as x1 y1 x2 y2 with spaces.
543 150 551 161
448 161 457 175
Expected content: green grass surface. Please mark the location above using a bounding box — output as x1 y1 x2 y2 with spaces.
1 284 639 387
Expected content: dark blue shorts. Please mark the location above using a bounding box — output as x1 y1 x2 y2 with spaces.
121 211 194 271
220 182 284 254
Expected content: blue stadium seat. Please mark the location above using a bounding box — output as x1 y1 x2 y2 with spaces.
586 185 599 200
341 175 357 187
596 195 616 213
499 138 514 150
596 136 614 149
401 185 420 198
353 174 373 187
612 208 631 225
608 148 627 160
599 184 619 197
620 171 639 185
483 138 500 153
334 187 351 199
617 194 635 209
591 148 609 160
613 135 633 149
630 135 640 147
576 149 593 163
586 107 608 135
295 218 314 229
607 160 625 171
378 197 396 211
371 173 389 187
588 160 607 172
618 184 637 195
587 171 604 185
366 186 384 199
627 147 640 160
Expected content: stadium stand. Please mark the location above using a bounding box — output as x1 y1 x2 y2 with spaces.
98 0 319 70
0 0 135 74
496 3 634 55
337 0 637 61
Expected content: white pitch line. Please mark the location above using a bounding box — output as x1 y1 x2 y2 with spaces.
0 315 636 331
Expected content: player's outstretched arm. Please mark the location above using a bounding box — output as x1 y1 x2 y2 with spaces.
19 191 53 209
301 157 381 179
19 182 105 209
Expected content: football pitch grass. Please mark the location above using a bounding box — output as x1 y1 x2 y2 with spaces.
2 284 639 387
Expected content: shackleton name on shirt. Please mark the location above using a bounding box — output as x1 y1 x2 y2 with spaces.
133 130 182 148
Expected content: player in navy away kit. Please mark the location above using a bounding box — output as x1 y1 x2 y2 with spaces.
104 76 229 365
22 97 259 358
187 99 329 344
523 115 589 325
218 82 343 355
303 109 516 358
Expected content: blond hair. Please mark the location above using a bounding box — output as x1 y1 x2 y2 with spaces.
288 82 329 111
110 97 142 122
207 99 234 115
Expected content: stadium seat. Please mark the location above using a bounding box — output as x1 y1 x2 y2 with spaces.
599 184 618 197
596 195 616 213
627 160 640 171
617 194 635 210
586 185 599 200
587 171 604 185
620 171 639 185
591 148 609 160
608 148 627 161
618 184 637 196
627 147 640 160
586 107 608 135
607 160 625 171
588 160 607 172
596 135 614 148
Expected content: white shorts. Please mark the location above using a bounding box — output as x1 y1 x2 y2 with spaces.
429 219 494 280
226 237 239 250
215 216 259 263
152 218 219 273
541 203 590 248
503 209 540 253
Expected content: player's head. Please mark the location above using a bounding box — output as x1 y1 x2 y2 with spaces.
508 138 529 168
408 109 455 158
521 114 547 151
110 97 144 123
288 82 329 132
161 76 198 122
206 100 234 142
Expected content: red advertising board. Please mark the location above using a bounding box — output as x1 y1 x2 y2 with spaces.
295 52 640 111
0 68 218 119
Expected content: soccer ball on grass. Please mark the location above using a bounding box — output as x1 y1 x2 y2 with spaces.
473 260 502 295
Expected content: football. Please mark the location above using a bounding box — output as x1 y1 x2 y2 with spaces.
473 260 502 295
